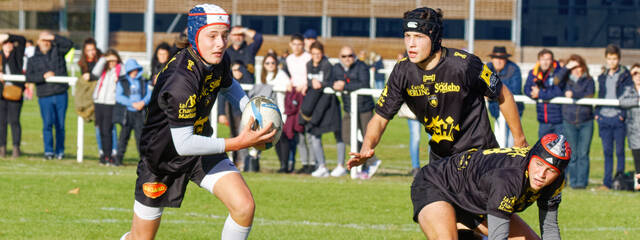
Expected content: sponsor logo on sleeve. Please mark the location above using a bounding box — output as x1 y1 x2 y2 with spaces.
178 94 197 119
454 52 467 59
498 195 516 213
142 182 167 199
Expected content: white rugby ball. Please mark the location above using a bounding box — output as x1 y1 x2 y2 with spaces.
240 96 283 150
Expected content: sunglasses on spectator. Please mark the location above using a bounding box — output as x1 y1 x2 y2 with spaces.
232 68 241 72
264 61 276 65
340 55 354 59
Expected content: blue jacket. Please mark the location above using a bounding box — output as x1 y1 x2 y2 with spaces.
524 63 563 124
596 66 632 119
487 60 524 119
115 59 151 112
557 68 595 124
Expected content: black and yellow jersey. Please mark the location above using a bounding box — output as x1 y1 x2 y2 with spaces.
421 147 564 220
140 47 233 174
376 47 501 158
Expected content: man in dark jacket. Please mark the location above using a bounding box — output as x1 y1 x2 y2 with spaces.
596 44 632 189
226 26 263 78
524 49 564 138
333 46 381 179
486 46 524 148
26 31 73 160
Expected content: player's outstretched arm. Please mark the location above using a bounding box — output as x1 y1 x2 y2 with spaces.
487 214 511 240
347 113 389 169
498 85 528 147
539 209 561 240
225 117 276 152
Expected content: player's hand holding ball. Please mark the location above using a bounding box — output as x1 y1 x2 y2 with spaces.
239 97 283 150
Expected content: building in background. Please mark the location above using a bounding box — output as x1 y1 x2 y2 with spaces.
0 0 637 64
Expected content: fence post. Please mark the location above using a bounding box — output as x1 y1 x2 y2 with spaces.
349 90 362 178
77 116 83 163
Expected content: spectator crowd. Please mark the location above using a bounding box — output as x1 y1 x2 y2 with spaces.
1 25 640 189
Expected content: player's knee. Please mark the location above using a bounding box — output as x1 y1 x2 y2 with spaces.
133 200 163 221
229 197 255 221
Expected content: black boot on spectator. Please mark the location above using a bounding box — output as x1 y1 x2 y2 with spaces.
99 154 107 165
0 146 5 158
296 165 309 174
113 155 123 166
305 165 316 174
12 145 20 158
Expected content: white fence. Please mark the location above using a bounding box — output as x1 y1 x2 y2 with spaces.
3 70 631 164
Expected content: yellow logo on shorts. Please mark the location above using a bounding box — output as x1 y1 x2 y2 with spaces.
143 182 167 199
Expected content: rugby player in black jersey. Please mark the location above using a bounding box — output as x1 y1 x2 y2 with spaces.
346 6 531 239
120 4 275 240
412 133 569 240
348 7 526 167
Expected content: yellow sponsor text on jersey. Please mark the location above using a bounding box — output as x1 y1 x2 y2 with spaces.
178 94 197 119
423 74 436 83
498 196 516 213
406 84 430 97
194 116 209 134
434 82 460 94
425 115 460 143
454 51 467 59
377 86 388 107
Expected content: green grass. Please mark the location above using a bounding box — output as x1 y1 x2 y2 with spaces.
1 91 639 239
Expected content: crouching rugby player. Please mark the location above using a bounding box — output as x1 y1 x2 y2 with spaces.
412 134 570 240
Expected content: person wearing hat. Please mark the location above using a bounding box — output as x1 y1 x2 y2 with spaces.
487 46 524 148
120 4 275 240
303 29 318 53
411 133 570 239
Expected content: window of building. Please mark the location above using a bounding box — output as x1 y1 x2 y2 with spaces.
0 11 19 29
284 16 321 36
575 0 587 15
68 12 92 31
375 18 402 38
243 15 278 35
331 17 369 37
154 14 187 33
443 19 465 39
475 20 511 40
558 0 569 15
36 11 59 30
109 13 144 32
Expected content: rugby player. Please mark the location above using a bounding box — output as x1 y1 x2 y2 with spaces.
347 6 527 167
120 4 275 240
412 133 569 239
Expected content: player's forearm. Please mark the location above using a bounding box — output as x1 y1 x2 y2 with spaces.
488 214 510 240
498 85 526 145
224 135 250 152
170 126 226 156
361 113 389 152
539 209 561 240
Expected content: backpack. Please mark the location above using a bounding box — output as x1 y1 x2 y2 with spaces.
612 171 636 191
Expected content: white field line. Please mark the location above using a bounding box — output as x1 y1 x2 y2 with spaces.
100 207 421 232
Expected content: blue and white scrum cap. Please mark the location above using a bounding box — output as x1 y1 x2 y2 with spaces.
529 133 571 173
188 4 230 56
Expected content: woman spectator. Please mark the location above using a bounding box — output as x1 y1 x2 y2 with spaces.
92 49 125 165
259 53 293 172
151 42 172 85
619 63 640 190
558 54 595 189
0 33 26 158
299 42 344 177
77 38 116 162
369 51 385 89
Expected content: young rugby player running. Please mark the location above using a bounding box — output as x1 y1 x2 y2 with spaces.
120 4 275 240
411 133 569 240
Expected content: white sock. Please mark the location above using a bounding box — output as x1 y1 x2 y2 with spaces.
119 232 129 240
221 214 251 240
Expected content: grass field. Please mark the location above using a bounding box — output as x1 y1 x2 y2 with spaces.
1 91 640 239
